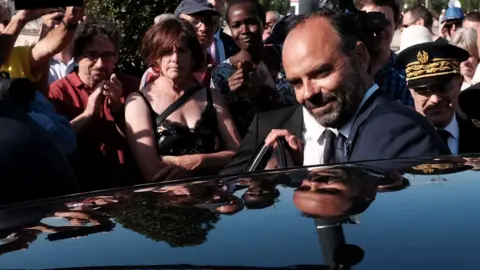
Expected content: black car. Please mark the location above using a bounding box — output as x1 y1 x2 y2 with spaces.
1 154 479 269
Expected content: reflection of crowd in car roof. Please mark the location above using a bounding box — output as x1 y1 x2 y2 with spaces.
0 0 479 208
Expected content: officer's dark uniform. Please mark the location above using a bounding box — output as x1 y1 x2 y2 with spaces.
397 42 480 154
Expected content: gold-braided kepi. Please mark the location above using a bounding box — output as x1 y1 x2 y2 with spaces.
396 42 469 89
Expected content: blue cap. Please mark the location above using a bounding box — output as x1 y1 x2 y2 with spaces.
174 0 220 17
442 7 464 23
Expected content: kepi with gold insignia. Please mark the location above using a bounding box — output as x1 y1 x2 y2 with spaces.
396 42 469 89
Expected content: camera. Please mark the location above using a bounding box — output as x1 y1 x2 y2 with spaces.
316 0 389 41
265 0 388 47
13 0 83 10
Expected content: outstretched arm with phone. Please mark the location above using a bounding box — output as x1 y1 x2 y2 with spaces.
0 8 57 68
30 3 86 71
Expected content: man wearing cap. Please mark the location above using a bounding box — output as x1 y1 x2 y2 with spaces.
206 0 240 65
397 42 480 154
175 0 220 57
439 7 464 41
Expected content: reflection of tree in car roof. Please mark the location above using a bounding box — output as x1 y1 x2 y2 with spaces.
113 193 220 247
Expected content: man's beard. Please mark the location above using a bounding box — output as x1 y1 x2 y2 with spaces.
303 64 364 129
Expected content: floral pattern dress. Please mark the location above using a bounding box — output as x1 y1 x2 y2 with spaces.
211 58 296 137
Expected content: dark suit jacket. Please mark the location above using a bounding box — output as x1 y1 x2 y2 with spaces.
458 116 480 154
221 91 451 175
219 30 240 60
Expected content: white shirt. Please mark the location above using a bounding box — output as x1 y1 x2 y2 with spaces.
48 57 76 85
302 84 379 166
438 114 460 155
472 65 480 85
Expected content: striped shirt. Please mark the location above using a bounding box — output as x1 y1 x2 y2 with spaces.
375 51 414 107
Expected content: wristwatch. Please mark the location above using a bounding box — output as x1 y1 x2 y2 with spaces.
61 20 78 30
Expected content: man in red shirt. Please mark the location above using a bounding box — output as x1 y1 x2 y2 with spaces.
49 20 139 191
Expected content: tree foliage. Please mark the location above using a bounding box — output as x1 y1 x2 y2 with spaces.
86 0 181 76
112 193 220 247
258 0 291 15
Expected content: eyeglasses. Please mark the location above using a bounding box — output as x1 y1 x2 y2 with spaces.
82 51 116 62
182 16 220 32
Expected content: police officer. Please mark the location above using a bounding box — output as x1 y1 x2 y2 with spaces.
397 42 480 154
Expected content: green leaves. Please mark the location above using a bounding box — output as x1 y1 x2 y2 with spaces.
86 0 181 76
258 0 291 14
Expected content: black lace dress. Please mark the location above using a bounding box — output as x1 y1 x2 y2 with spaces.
138 87 224 157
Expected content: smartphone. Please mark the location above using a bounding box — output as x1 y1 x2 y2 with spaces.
14 0 84 10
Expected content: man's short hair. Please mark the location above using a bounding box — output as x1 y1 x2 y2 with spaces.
465 11 480 22
289 9 361 58
357 0 401 25
73 20 122 59
404 5 433 30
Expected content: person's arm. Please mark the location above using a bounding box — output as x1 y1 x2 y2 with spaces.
29 5 85 71
124 92 174 182
219 114 261 175
0 8 61 67
0 16 26 67
212 87 241 151
48 80 104 133
29 91 77 156
161 92 242 173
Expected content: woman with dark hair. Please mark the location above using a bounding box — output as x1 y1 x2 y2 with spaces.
211 0 296 137
125 18 240 182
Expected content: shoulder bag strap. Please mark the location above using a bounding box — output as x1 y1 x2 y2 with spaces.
155 85 204 126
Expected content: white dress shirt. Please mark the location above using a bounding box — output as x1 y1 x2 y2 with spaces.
302 84 379 166
472 65 480 85
438 114 460 154
48 58 76 85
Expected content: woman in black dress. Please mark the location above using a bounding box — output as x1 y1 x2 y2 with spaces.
125 18 240 182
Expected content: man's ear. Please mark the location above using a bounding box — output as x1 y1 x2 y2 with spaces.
416 18 425 26
353 41 370 73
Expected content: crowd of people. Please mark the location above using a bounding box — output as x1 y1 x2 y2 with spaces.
0 0 479 204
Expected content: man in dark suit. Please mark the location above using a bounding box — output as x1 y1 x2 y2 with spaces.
216 28 240 62
206 0 240 64
397 42 480 154
220 9 449 175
